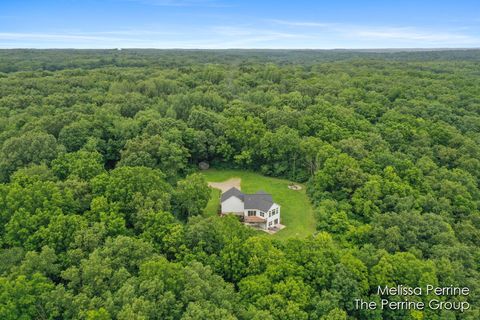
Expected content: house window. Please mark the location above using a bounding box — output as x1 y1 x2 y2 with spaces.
269 211 272 217
260 212 264 217
274 219 278 224
248 210 256 216
269 221 273 226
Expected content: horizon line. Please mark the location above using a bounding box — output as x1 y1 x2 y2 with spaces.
1 47 480 51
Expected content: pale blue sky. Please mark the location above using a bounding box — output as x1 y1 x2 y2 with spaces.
1 0 479 48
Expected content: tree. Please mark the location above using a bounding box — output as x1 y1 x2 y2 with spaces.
58 119 102 152
181 301 236 320
308 153 365 203
0 132 61 182
0 273 55 320
91 166 172 226
173 173 210 220
1 180 75 250
222 116 266 166
299 137 324 179
260 126 301 179
118 134 189 181
140 211 186 259
52 150 105 180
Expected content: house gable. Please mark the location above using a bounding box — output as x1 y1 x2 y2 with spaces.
221 187 244 202
221 196 244 214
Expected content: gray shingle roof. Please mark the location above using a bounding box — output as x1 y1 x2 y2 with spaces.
255 190 272 199
221 187 244 202
244 194 273 212
221 187 274 212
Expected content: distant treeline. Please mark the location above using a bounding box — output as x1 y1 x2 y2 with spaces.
1 48 480 72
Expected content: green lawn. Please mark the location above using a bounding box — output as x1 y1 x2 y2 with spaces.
201 169 316 239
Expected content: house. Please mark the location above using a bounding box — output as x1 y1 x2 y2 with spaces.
220 187 281 230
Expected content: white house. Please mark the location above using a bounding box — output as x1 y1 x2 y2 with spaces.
220 187 281 230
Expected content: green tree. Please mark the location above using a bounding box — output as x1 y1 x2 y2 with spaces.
0 132 61 182
91 166 172 226
118 134 189 180
52 150 105 180
173 173 210 220
309 153 365 203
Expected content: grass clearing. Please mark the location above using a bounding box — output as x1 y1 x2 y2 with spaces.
201 169 316 239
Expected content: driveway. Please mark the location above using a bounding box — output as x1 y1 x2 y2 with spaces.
207 178 241 193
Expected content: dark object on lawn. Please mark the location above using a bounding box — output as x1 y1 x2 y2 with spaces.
199 161 210 170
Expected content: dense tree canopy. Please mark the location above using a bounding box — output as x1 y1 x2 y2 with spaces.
0 49 479 319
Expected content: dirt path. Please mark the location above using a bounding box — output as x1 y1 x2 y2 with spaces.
208 178 241 193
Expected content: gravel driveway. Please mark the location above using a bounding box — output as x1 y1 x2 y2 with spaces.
208 178 241 192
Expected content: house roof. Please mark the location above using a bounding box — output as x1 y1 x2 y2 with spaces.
244 194 273 212
221 187 274 212
255 190 273 201
221 187 244 202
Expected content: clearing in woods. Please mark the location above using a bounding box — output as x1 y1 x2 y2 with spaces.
202 169 316 239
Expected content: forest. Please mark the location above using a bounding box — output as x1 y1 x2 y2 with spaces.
0 49 479 319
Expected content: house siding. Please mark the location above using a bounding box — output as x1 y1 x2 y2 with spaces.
221 190 281 230
266 203 280 227
221 196 244 214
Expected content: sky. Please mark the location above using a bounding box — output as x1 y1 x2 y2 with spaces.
1 0 480 49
